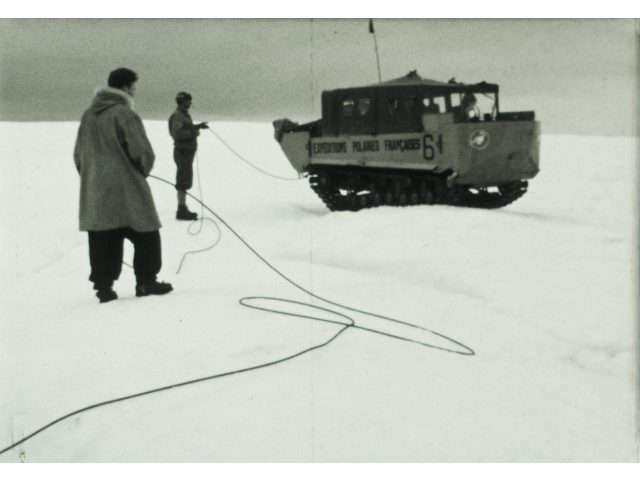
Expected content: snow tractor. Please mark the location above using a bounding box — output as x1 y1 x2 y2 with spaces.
273 70 540 211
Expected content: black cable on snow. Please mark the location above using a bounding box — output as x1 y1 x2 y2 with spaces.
156 174 474 356
175 151 222 274
0 170 474 457
0 323 351 456
207 128 301 181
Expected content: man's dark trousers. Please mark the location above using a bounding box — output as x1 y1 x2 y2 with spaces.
88 228 162 289
174 147 196 191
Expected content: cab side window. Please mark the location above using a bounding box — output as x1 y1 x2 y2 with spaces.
388 98 400 114
342 99 355 117
450 94 461 111
423 96 445 114
404 96 418 113
357 98 371 116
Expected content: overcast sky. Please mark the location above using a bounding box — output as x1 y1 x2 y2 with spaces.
0 19 636 135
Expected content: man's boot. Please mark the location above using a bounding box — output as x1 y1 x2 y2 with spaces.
96 288 118 303
94 282 118 303
136 280 174 297
176 204 198 221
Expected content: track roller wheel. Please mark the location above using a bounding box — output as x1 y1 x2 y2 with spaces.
384 191 394 205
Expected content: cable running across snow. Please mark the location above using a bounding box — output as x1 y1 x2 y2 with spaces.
208 127 301 181
0 151 474 457
175 150 222 274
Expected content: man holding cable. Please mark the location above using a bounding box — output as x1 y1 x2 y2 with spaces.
168 91 208 221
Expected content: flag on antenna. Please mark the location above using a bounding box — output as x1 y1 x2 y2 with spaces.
369 19 375 34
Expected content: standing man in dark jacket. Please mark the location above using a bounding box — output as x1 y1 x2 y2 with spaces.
74 68 173 303
168 91 208 220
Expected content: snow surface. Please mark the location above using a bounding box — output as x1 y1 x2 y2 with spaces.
0 121 637 462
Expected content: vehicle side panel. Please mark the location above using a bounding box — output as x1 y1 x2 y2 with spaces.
309 132 445 172
280 116 540 187
446 120 540 186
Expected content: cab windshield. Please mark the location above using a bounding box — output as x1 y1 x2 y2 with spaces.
451 91 498 121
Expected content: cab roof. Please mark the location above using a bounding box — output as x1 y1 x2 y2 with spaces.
326 70 499 95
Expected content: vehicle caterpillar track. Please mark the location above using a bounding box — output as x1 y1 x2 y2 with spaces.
308 165 528 211
274 70 540 211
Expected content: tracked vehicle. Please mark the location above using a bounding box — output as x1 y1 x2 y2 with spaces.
274 70 540 211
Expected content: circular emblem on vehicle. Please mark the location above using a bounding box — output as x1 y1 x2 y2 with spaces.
469 129 490 150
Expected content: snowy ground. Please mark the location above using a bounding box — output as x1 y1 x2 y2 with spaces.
0 120 637 462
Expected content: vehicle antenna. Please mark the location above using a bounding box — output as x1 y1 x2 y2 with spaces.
369 19 382 82
309 19 315 117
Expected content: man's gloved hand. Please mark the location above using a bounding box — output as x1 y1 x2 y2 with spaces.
195 122 209 130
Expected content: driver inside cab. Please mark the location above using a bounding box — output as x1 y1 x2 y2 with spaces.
453 93 479 122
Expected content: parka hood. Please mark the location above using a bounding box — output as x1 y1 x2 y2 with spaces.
88 87 134 115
